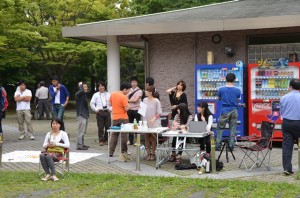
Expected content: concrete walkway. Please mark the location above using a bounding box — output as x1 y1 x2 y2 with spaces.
1 111 299 184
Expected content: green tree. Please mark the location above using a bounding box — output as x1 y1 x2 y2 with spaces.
0 0 131 97
0 0 229 101
130 0 230 15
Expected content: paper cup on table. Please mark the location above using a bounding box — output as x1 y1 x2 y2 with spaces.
143 121 148 127
124 123 133 131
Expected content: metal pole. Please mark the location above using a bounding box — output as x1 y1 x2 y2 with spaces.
136 134 141 171
210 134 216 173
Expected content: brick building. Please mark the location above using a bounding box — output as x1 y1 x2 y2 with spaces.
62 0 300 113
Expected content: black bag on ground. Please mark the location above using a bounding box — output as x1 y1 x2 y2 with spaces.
215 160 224 171
175 163 197 170
204 155 224 172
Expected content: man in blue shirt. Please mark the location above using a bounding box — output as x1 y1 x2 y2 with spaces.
216 73 241 151
49 76 70 131
280 78 300 175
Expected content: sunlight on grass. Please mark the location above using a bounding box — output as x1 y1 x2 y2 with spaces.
0 172 300 198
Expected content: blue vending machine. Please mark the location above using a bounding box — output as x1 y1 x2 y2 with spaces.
194 61 245 136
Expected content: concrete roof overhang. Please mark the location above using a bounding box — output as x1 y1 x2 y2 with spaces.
62 0 300 47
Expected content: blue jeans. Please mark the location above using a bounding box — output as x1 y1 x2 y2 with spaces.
52 104 65 131
216 109 238 148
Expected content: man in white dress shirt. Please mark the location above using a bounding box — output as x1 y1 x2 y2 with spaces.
35 81 50 120
14 81 35 140
90 81 112 146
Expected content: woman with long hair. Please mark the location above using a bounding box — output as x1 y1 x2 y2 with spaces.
194 102 213 154
170 103 193 164
143 86 162 161
40 119 70 181
166 80 188 119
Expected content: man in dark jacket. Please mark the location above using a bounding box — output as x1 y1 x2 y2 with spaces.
75 82 89 150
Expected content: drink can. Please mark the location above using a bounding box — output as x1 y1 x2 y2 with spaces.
206 161 210 173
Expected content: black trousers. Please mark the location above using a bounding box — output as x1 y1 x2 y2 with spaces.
96 111 111 141
282 119 300 172
127 110 141 144
199 135 211 153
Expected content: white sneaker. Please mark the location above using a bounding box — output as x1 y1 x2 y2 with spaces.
18 135 25 140
52 175 59 181
30 135 35 140
41 174 52 181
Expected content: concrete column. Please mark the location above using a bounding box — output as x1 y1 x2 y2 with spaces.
107 35 120 92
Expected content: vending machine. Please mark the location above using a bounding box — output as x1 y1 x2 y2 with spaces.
248 60 300 140
195 61 245 136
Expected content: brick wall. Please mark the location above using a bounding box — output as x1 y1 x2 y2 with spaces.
147 32 247 113
148 34 195 113
134 27 300 113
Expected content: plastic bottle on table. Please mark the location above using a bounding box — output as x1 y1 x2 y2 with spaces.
133 118 138 130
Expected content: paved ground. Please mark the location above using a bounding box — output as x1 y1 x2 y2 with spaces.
1 111 300 184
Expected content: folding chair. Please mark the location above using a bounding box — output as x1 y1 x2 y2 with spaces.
39 148 70 178
237 121 275 172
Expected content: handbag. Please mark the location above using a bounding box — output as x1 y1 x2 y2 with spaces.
41 146 64 162
47 146 65 154
128 89 140 100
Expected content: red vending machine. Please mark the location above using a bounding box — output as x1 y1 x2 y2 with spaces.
248 60 300 141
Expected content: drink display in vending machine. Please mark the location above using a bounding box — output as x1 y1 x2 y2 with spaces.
195 61 245 136
248 60 300 140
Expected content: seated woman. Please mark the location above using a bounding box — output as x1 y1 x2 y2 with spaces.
170 103 193 164
143 86 162 161
194 102 213 155
40 118 70 181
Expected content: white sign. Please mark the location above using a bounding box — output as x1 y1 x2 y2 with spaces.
2 150 102 164
138 101 147 117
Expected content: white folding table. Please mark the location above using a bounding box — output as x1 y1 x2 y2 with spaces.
107 127 169 171
156 131 216 171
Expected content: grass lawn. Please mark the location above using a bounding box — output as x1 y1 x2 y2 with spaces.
0 172 300 198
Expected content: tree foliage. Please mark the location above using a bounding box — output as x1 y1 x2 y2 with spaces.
130 0 230 15
0 0 229 100
0 0 131 95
